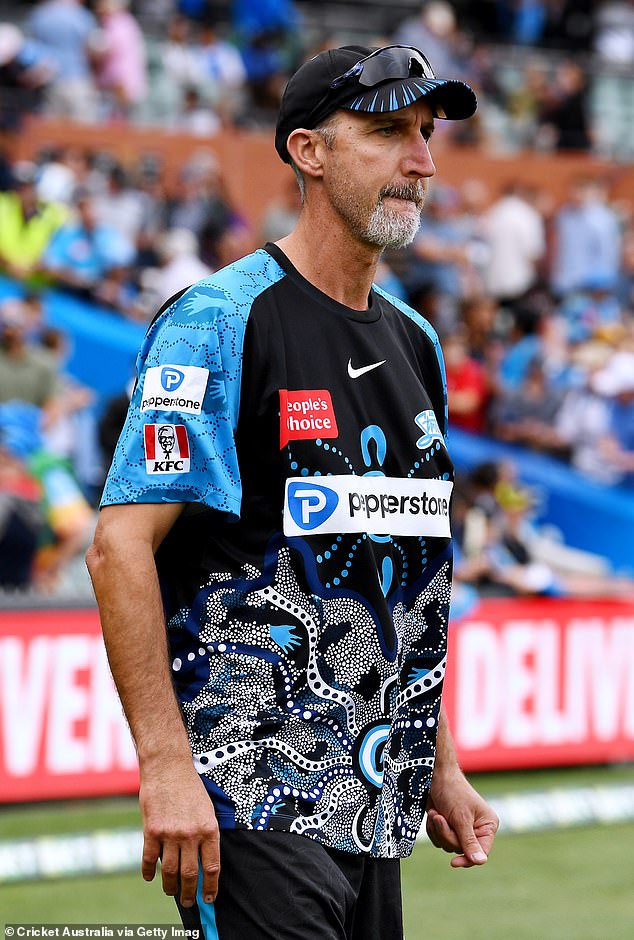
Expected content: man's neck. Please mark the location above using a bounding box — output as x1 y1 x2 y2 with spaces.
276 210 383 311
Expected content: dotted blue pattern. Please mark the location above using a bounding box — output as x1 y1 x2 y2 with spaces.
101 250 286 513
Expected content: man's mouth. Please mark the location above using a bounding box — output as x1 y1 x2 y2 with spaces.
380 184 424 210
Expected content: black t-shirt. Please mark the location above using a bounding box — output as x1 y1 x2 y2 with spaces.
103 243 454 857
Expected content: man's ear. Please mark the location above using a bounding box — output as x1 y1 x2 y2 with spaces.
286 128 327 179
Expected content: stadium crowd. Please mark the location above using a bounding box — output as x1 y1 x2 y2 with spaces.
0 0 633 595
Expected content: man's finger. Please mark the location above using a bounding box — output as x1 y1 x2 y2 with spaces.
179 845 200 909
141 833 160 882
160 844 180 897
426 810 461 853
450 816 489 866
200 838 221 904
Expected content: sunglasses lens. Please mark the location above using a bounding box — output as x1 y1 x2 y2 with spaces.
356 47 435 87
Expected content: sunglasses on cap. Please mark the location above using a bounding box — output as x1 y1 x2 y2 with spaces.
329 45 436 91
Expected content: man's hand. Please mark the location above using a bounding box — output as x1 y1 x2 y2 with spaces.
140 760 220 908
426 769 499 868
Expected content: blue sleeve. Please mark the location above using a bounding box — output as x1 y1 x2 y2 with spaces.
101 280 250 517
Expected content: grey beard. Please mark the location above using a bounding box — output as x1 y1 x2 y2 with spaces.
364 183 424 249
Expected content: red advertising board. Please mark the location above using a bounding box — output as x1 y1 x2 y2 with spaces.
0 608 138 803
1 598 634 802
444 597 634 770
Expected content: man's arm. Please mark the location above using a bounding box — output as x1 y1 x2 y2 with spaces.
86 503 220 908
426 709 499 867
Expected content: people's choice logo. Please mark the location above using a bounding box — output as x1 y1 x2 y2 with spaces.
279 389 338 448
161 366 185 392
141 364 209 414
283 475 453 538
144 423 190 473
287 481 339 530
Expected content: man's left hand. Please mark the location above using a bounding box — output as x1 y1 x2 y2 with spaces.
426 770 499 868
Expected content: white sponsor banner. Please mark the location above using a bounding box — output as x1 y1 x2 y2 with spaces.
283 475 453 538
140 364 209 414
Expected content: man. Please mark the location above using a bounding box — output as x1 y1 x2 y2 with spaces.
42 190 135 296
87 44 498 939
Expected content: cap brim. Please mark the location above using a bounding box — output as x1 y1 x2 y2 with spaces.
342 77 477 121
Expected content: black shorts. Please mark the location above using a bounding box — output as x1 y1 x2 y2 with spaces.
177 830 403 940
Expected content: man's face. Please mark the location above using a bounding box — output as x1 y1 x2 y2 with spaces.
319 100 436 249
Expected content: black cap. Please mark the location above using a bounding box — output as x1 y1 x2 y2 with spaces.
275 45 477 164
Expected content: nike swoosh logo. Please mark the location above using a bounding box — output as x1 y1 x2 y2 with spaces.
347 358 387 379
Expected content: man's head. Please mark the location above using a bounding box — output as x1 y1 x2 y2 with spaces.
274 45 476 250
275 44 476 165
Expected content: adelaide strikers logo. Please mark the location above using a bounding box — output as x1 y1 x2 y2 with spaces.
144 424 190 473
414 409 444 449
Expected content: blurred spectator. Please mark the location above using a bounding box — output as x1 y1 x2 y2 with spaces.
26 0 100 122
496 0 547 46
617 224 634 310
550 178 622 298
406 185 476 329
194 16 247 123
558 275 623 343
457 464 634 598
152 227 212 306
172 85 222 136
540 0 594 51
497 304 543 389
0 402 46 589
460 294 503 366
163 15 205 111
0 299 59 410
165 151 252 268
393 1 464 77
259 173 301 243
593 349 634 488
93 163 145 244
36 147 80 205
233 0 301 120
594 1 634 64
42 190 135 297
91 0 148 120
554 340 617 483
0 22 55 131
482 182 545 304
537 60 592 152
444 326 490 433
505 58 551 149
0 162 68 281
490 356 567 453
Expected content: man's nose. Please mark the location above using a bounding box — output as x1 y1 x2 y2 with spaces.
405 136 436 179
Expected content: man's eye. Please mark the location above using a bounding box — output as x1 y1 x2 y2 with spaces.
379 125 396 136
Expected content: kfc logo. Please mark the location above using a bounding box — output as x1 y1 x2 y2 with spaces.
144 424 190 474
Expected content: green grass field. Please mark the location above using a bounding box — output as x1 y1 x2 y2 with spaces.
1 766 633 939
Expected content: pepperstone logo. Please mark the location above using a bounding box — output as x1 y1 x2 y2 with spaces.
284 476 453 538
279 389 339 448
287 481 339 530
141 364 209 414
161 366 185 391
144 424 190 474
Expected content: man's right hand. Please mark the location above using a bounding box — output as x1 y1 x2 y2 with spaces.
139 761 220 908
